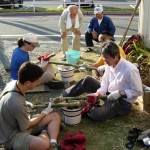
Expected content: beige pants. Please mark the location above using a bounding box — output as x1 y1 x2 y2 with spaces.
40 64 56 84
61 28 80 54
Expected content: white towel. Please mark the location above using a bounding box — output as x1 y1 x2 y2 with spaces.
66 13 79 29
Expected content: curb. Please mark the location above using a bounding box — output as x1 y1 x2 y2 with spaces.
0 11 139 16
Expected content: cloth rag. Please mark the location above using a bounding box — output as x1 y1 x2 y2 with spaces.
82 96 97 114
60 131 86 150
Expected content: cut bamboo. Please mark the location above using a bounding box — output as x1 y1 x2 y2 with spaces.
48 61 97 71
33 100 89 109
51 95 107 103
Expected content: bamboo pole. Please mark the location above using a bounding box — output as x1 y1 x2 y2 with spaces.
51 95 107 103
48 61 97 71
33 100 89 109
119 0 142 47
36 53 97 71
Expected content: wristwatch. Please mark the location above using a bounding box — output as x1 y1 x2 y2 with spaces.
119 90 126 97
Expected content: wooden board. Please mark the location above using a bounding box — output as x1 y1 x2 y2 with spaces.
27 84 50 93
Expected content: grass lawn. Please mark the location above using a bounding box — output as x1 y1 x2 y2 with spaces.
24 48 149 150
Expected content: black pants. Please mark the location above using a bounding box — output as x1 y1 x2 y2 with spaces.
87 98 131 121
63 76 100 97
85 31 99 47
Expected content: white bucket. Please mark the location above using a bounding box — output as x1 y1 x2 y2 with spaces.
58 66 75 82
61 107 82 125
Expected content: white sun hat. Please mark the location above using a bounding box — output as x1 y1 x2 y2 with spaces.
94 5 103 14
23 33 40 47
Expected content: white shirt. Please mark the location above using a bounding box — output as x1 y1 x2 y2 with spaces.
97 58 143 103
98 19 102 25
98 16 103 26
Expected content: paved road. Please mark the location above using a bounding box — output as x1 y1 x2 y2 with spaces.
0 14 138 42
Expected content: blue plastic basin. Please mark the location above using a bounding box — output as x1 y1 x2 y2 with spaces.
66 50 80 65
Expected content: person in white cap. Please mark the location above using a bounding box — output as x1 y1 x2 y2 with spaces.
10 33 64 89
59 5 83 61
84 5 116 52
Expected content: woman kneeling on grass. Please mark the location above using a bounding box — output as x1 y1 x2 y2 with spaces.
10 33 64 89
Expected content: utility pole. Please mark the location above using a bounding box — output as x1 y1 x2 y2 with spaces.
139 0 150 48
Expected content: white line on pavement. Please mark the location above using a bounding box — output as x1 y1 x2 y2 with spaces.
0 35 129 38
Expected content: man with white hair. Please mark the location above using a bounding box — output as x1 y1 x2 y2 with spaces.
59 5 83 60
85 5 116 52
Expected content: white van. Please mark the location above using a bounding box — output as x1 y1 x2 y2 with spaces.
63 0 94 8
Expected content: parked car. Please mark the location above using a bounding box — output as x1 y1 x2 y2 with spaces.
0 0 23 9
63 0 94 8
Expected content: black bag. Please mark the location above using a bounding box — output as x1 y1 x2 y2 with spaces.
126 128 150 149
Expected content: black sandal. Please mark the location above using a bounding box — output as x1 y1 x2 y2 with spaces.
84 48 94 52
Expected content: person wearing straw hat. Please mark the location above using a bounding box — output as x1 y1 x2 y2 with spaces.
59 5 83 61
10 33 64 89
63 41 143 121
0 62 61 150
84 5 116 52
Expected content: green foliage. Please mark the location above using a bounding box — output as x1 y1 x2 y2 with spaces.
128 39 150 79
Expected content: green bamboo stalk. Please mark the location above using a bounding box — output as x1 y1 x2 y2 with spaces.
48 61 97 71
51 95 107 103
33 100 88 109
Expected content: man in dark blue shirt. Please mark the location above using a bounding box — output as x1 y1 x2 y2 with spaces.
85 5 116 52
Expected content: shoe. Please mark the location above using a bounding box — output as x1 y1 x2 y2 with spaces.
84 47 94 52
46 80 65 89
50 142 61 150
61 55 66 61
5 68 11 72
64 82 70 89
